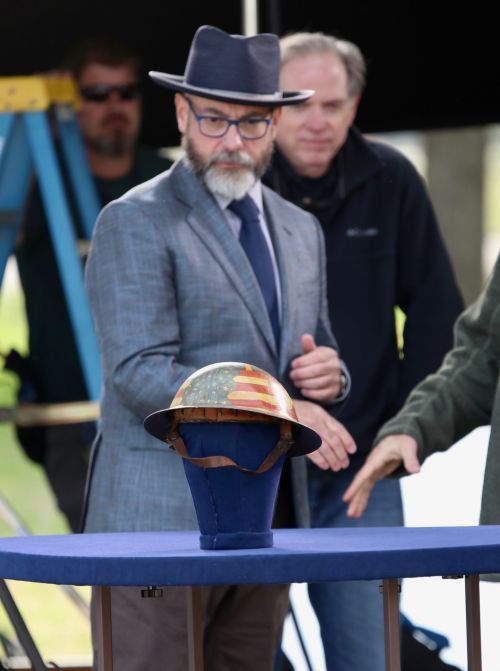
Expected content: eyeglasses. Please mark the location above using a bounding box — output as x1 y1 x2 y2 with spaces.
185 97 272 140
79 83 141 103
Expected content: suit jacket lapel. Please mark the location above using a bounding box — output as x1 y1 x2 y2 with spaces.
263 187 300 374
171 161 277 355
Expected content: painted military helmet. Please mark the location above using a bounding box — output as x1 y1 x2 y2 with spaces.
144 361 321 457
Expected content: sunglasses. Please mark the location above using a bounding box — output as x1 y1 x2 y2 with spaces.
79 83 141 103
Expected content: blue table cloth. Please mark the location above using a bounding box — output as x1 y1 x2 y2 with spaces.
1 526 500 587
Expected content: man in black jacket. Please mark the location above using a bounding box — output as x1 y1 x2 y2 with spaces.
263 32 464 671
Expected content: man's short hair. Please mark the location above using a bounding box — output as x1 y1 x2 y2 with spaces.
61 36 141 80
280 32 366 98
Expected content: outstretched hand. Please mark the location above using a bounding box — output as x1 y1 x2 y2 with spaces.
342 434 420 517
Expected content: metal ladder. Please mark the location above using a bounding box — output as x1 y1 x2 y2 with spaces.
0 75 102 401
0 75 101 671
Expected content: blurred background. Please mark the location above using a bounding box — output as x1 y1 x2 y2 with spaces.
1 1 499 668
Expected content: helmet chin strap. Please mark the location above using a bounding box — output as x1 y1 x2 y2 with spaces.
166 407 294 474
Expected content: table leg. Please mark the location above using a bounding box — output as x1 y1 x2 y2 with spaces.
186 586 204 671
465 574 482 670
0 579 47 671
381 578 401 671
95 586 113 671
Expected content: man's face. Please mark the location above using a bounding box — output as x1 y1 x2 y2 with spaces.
77 63 142 158
175 94 281 200
276 52 359 178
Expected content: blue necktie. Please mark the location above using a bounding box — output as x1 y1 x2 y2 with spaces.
228 195 280 345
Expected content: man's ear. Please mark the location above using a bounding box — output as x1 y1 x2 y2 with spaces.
270 107 282 139
348 95 361 125
175 93 188 133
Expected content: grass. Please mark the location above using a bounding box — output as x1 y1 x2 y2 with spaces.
0 437 92 663
0 280 92 665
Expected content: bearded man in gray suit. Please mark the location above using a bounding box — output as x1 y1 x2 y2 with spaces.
84 24 355 671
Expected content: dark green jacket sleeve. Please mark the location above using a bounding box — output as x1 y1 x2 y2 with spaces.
374 256 500 465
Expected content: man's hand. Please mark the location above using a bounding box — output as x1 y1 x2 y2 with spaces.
294 399 356 471
289 333 342 403
342 434 421 518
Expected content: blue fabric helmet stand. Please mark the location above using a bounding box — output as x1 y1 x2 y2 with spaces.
179 422 285 550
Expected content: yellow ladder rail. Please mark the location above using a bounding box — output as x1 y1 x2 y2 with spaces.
0 76 81 113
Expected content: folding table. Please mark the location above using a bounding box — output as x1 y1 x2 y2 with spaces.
1 526 499 671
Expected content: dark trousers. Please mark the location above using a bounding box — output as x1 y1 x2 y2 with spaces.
44 423 94 532
91 583 290 670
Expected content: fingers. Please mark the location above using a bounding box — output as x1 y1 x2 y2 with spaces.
291 362 339 385
291 343 339 373
345 486 373 519
300 333 316 354
342 434 420 518
324 416 357 456
401 448 421 474
290 342 342 402
293 374 339 401
343 459 399 518
307 437 350 471
307 447 332 470
294 400 357 472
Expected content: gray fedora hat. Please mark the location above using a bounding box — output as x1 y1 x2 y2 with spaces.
149 25 313 106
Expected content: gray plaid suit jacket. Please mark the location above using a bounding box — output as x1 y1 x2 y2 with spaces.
83 158 339 533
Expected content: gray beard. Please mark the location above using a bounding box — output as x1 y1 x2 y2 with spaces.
203 164 256 200
183 136 273 200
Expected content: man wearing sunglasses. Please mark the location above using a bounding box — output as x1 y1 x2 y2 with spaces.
83 25 351 670
14 36 172 533
72 48 143 180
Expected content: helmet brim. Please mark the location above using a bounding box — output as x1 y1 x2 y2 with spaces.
144 404 321 457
